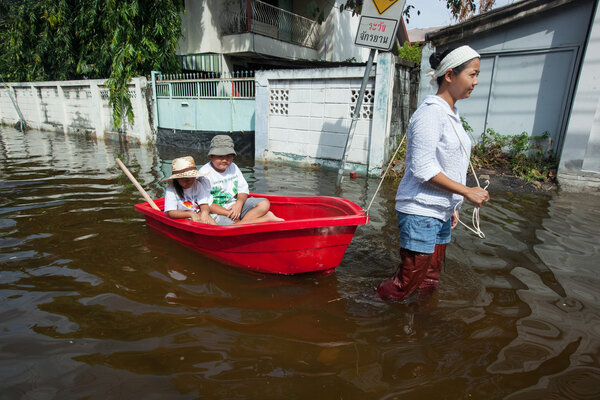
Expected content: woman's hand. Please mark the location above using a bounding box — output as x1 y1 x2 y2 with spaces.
463 187 489 207
451 209 459 229
429 172 490 208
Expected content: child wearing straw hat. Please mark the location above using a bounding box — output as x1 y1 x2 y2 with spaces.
163 156 224 225
200 135 283 224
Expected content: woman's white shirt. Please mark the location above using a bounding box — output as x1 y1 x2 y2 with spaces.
395 95 471 221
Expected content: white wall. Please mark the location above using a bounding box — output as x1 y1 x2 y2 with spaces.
178 0 225 55
558 0 600 190
255 52 402 175
318 1 372 63
0 78 153 144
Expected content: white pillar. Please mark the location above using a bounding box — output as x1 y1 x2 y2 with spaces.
368 52 396 176
31 84 44 130
56 85 69 134
254 71 270 159
133 77 152 143
90 81 104 138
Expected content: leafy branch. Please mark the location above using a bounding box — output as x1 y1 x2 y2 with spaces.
0 0 184 129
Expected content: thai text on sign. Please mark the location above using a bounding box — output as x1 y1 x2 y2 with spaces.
355 16 397 50
354 0 405 51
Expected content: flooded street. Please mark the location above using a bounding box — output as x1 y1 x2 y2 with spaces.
1 127 599 399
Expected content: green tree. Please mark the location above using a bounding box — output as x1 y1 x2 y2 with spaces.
0 0 183 128
397 41 422 64
330 0 496 22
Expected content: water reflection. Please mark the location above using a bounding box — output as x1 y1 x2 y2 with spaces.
1 126 599 399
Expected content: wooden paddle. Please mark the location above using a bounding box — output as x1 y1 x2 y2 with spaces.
115 157 161 211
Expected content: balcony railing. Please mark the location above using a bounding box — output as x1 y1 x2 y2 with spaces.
223 0 319 49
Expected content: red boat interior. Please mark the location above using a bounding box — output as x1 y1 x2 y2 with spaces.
149 194 365 222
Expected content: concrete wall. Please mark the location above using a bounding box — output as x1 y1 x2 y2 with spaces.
0 78 153 144
558 0 600 191
318 1 373 63
255 52 416 176
178 0 225 55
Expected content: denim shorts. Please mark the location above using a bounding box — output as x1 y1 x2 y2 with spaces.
397 211 451 254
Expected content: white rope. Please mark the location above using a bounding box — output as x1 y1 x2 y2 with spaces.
365 134 406 215
448 115 489 239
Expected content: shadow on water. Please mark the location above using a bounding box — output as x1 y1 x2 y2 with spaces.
1 127 599 399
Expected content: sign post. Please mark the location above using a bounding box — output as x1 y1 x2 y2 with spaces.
336 0 406 187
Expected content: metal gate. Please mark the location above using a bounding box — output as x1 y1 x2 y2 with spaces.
151 71 255 133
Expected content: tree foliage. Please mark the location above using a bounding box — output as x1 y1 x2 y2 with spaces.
397 41 422 64
447 0 496 21
0 0 184 128
329 0 496 23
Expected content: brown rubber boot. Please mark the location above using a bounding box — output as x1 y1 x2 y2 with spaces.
418 244 447 291
377 248 432 301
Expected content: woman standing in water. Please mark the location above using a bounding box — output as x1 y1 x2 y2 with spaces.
377 45 490 302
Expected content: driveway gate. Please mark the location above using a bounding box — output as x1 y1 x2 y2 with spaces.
151 71 255 133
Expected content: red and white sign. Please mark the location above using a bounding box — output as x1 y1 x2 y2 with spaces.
355 0 405 51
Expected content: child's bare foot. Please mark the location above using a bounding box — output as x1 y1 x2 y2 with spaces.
266 211 284 222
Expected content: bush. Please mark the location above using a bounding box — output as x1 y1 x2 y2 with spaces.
471 129 558 182
386 124 558 184
397 41 422 64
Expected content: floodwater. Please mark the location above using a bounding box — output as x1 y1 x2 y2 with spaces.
1 127 599 400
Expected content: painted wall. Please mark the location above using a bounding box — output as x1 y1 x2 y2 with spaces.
221 33 318 61
558 0 600 189
318 1 372 63
156 98 254 132
0 78 153 144
255 52 416 175
178 0 225 55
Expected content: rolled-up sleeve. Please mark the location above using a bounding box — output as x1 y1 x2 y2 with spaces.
409 105 444 182
164 185 177 212
234 164 249 194
197 179 212 205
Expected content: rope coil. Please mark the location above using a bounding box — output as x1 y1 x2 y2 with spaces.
448 115 488 238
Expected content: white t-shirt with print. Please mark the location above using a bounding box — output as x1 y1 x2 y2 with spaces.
164 178 212 213
199 162 249 209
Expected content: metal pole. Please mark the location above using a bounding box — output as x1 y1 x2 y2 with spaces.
336 48 376 187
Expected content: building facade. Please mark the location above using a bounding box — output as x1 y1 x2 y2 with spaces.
177 0 372 75
421 0 600 191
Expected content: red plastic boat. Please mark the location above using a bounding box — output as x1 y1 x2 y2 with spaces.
134 193 369 274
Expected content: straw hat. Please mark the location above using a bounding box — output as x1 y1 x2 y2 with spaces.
162 156 208 181
208 135 237 156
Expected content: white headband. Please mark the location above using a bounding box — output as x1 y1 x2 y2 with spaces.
426 45 480 87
